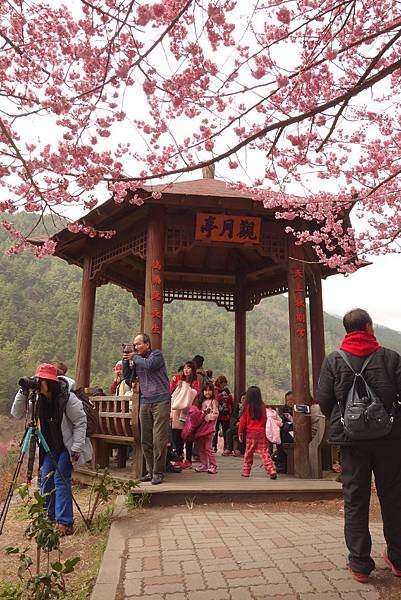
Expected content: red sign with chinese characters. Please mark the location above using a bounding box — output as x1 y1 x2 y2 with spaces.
195 213 261 244
151 259 162 336
292 266 306 339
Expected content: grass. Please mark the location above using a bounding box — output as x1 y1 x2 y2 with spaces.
126 490 151 509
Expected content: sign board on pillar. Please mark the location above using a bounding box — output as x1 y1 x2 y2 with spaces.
195 213 261 244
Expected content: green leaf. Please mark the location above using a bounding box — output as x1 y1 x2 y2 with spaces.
63 556 80 574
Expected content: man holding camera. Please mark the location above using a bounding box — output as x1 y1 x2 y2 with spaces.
122 333 170 485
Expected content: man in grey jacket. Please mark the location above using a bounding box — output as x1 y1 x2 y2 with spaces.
122 333 170 485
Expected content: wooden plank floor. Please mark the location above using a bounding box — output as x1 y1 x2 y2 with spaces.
75 454 342 504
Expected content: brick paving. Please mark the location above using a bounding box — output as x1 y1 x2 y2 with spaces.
92 507 393 600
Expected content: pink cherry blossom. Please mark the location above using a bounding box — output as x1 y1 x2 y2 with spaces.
0 0 400 266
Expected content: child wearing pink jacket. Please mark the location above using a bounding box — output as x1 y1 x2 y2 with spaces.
194 382 219 474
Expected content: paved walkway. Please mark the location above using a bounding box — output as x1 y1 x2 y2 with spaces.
92 504 392 600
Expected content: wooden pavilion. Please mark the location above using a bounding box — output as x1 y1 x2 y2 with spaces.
50 170 351 478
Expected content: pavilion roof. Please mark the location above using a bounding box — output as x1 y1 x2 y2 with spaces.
28 177 360 311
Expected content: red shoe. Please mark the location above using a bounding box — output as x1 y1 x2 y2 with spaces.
383 552 401 576
347 565 369 583
181 459 192 469
241 472 250 477
222 450 232 456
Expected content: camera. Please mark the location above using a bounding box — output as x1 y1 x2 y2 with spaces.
18 376 41 394
122 343 134 353
293 404 311 414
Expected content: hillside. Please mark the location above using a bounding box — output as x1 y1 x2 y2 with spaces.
1 213 401 410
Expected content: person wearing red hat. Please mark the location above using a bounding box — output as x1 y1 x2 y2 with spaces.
11 363 92 536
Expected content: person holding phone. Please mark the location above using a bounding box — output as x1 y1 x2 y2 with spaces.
122 334 170 485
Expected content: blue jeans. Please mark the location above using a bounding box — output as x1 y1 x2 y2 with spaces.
40 449 73 526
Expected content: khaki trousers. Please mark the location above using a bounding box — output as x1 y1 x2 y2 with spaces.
139 400 170 475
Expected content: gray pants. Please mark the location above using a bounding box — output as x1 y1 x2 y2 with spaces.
139 400 170 475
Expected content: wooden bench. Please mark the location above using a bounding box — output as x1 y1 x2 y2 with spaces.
282 415 332 478
269 404 332 478
89 383 143 478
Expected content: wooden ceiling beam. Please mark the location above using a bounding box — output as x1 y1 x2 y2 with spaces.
164 270 235 285
245 263 284 282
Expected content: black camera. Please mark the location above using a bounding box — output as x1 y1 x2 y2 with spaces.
122 343 134 353
18 376 41 393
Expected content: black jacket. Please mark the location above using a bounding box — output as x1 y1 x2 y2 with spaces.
317 347 401 445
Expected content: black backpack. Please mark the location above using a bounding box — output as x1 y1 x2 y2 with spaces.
337 350 394 441
73 387 99 437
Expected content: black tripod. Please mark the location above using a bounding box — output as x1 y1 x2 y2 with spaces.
0 393 90 535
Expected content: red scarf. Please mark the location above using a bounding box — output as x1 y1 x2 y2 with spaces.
340 331 380 357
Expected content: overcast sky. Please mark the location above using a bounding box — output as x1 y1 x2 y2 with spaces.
321 253 401 333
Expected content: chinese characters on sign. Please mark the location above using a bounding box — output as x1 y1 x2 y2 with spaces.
151 259 162 335
292 266 306 339
195 213 261 244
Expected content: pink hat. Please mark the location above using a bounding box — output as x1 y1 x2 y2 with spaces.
114 360 122 369
35 363 59 382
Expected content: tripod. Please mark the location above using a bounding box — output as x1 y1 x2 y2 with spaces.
0 403 90 535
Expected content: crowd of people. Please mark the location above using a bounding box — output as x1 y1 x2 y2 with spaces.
115 334 299 483
9 307 401 583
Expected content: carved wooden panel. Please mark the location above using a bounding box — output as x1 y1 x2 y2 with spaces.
164 285 235 311
165 226 194 255
259 228 288 262
90 231 147 278
246 283 288 310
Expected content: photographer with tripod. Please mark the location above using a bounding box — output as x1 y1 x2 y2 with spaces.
10 363 92 536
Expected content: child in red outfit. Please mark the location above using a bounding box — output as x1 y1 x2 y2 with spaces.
238 386 277 479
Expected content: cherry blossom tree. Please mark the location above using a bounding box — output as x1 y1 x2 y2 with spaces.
1 0 401 269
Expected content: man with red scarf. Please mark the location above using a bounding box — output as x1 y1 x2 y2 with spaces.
317 308 401 584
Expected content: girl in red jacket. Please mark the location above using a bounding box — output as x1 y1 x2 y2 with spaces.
213 375 234 453
238 386 277 479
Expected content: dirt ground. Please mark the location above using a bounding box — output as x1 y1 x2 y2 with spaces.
0 483 112 599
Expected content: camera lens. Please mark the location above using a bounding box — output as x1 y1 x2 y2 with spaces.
18 376 40 392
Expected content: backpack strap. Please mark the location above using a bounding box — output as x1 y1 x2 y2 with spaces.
336 350 377 423
337 350 395 423
337 350 375 376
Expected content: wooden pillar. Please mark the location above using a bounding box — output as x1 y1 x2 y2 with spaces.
234 279 246 403
75 256 96 388
308 267 325 400
140 304 145 332
287 239 311 478
143 205 165 349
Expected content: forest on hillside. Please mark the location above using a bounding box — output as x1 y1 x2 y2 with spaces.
1 213 401 411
